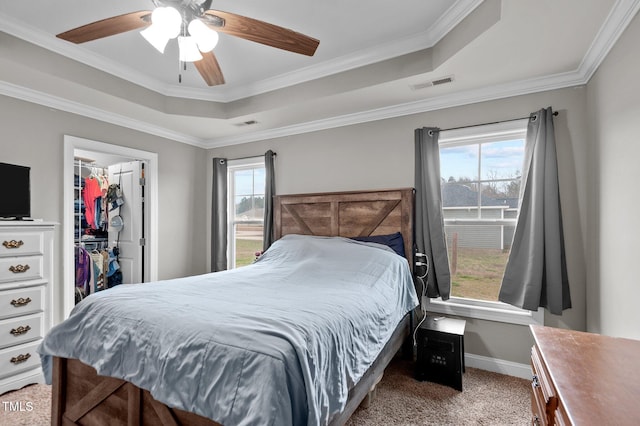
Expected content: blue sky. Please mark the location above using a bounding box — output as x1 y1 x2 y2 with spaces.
233 168 265 196
440 139 525 181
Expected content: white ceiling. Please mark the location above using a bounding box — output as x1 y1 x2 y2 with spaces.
0 0 638 148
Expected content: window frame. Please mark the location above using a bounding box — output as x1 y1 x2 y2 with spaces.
424 119 544 326
226 156 265 269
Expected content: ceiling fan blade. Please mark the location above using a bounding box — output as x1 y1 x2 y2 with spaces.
194 51 226 86
56 11 152 44
204 10 319 56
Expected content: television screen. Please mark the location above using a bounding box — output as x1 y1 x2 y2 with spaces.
0 162 31 219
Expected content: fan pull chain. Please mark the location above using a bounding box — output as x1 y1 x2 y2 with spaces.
177 60 189 84
178 9 187 84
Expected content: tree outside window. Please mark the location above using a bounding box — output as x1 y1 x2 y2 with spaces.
440 139 525 302
228 161 265 268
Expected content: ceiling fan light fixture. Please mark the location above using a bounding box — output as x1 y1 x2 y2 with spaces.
178 36 203 62
140 7 182 53
188 18 219 52
152 7 182 39
140 26 171 53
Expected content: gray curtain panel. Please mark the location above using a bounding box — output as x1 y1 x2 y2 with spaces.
211 158 228 272
263 150 276 251
415 127 451 300
499 107 571 314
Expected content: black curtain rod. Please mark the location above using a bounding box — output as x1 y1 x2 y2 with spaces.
228 152 277 161
439 111 558 133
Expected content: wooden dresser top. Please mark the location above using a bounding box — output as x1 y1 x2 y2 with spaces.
530 325 640 426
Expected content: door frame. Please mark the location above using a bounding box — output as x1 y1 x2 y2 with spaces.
63 135 158 320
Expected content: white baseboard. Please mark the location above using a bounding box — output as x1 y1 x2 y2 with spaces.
464 353 532 380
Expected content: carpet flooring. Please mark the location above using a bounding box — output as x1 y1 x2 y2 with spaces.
0 358 530 425
346 359 531 425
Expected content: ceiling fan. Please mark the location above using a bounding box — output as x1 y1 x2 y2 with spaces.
56 0 320 87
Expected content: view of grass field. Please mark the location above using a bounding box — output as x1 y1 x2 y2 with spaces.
448 247 510 301
235 238 263 267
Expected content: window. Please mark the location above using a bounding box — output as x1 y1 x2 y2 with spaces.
227 157 265 268
425 120 543 325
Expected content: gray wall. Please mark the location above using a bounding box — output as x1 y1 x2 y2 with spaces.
207 86 590 365
5 11 637 365
586 11 640 339
0 95 208 322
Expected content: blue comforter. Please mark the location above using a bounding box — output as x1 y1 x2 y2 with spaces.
39 234 418 425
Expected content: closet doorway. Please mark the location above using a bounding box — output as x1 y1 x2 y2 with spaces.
63 136 158 321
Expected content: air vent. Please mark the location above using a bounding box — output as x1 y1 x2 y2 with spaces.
432 76 454 86
410 75 454 91
235 120 259 127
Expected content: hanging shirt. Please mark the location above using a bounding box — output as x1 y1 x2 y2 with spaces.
75 246 91 292
83 177 102 229
99 175 110 197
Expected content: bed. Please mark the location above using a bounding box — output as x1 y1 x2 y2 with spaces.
40 188 418 426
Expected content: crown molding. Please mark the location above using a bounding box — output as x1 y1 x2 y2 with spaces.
194 0 485 102
579 0 640 81
203 69 587 148
203 0 640 148
0 12 169 96
0 1 482 103
0 80 206 148
428 0 485 45
1 0 636 150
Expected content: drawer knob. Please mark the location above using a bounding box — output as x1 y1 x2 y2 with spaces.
10 353 31 364
2 240 24 249
10 325 31 336
532 374 540 388
10 297 32 307
9 264 30 273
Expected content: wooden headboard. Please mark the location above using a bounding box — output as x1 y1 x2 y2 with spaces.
274 188 414 266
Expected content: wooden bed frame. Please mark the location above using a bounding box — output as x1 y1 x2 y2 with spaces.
52 188 416 426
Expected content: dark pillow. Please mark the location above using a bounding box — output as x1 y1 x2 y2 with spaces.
351 232 406 257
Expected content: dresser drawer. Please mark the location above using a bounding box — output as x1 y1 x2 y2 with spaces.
0 286 44 320
0 340 42 379
0 313 44 349
531 375 548 425
531 345 555 402
531 345 558 425
0 232 43 258
0 255 43 283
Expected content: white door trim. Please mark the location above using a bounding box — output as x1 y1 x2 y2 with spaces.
63 135 158 321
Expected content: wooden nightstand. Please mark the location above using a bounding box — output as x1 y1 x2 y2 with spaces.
415 315 466 391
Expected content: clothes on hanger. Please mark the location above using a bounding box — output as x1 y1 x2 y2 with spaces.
81 169 113 230
75 163 127 304
75 246 123 302
83 176 102 229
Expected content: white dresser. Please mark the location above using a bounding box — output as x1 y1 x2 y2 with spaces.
0 221 55 395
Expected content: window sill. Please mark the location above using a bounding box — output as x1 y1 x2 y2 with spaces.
423 296 544 326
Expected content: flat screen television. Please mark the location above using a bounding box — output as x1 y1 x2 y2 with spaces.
0 162 31 220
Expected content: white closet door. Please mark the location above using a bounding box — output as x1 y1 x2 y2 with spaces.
108 161 144 284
